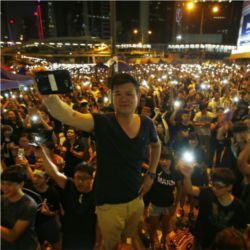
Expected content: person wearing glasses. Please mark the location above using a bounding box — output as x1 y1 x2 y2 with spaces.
178 164 247 249
38 147 101 250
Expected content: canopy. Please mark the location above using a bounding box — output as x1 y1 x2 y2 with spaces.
104 58 134 72
1 68 34 91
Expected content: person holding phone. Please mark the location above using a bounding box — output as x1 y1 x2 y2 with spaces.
36 73 161 249
37 147 100 250
178 163 247 249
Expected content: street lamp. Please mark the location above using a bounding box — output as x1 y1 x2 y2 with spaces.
186 2 195 11
133 29 138 35
185 3 220 35
212 6 219 13
132 29 152 44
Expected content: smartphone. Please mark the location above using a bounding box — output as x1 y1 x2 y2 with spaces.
17 148 25 160
31 133 47 145
35 70 73 95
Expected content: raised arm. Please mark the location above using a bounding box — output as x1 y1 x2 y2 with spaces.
237 143 250 175
39 146 67 189
42 95 94 133
177 160 200 197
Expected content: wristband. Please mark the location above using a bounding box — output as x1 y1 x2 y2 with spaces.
146 171 156 180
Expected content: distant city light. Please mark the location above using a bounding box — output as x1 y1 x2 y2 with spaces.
176 34 182 40
187 2 195 10
133 29 138 35
212 6 219 13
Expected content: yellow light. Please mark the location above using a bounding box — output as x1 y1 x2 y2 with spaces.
212 6 219 13
187 2 195 10
133 29 138 34
148 30 152 35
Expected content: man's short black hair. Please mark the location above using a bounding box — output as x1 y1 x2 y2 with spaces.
160 150 173 160
74 162 94 177
199 102 208 111
109 73 139 92
188 132 199 141
211 168 236 186
231 122 248 134
181 110 190 116
1 165 27 183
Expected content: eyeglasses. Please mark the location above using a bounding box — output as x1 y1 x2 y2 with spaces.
210 182 227 189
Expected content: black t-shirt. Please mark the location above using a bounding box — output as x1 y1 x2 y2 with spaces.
172 123 194 151
1 194 38 250
34 185 61 225
1 136 16 166
150 167 181 207
2 119 23 138
63 138 85 176
195 187 247 248
60 178 96 242
93 113 158 205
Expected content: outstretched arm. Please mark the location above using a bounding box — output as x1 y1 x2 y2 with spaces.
41 95 94 133
39 146 67 189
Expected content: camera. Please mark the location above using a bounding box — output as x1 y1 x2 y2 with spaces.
35 70 73 95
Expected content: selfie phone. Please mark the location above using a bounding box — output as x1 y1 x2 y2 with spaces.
35 70 73 94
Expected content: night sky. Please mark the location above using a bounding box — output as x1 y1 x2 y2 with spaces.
1 1 243 44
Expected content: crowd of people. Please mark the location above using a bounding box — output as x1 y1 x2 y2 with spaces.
1 61 250 250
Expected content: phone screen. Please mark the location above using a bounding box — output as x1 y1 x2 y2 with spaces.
35 70 73 94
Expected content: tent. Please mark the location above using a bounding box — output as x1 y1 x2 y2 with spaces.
104 58 134 72
1 68 34 91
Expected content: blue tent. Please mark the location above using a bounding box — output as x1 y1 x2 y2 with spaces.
1 68 34 91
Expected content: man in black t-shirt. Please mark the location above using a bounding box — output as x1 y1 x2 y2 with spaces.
171 110 194 152
62 128 86 177
39 148 100 250
178 164 247 249
40 73 161 249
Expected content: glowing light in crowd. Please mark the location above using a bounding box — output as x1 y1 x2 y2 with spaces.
34 135 42 143
141 80 149 88
4 93 9 98
182 151 195 164
31 115 39 122
103 97 109 103
174 100 181 108
170 80 178 85
233 96 239 103
200 83 210 90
